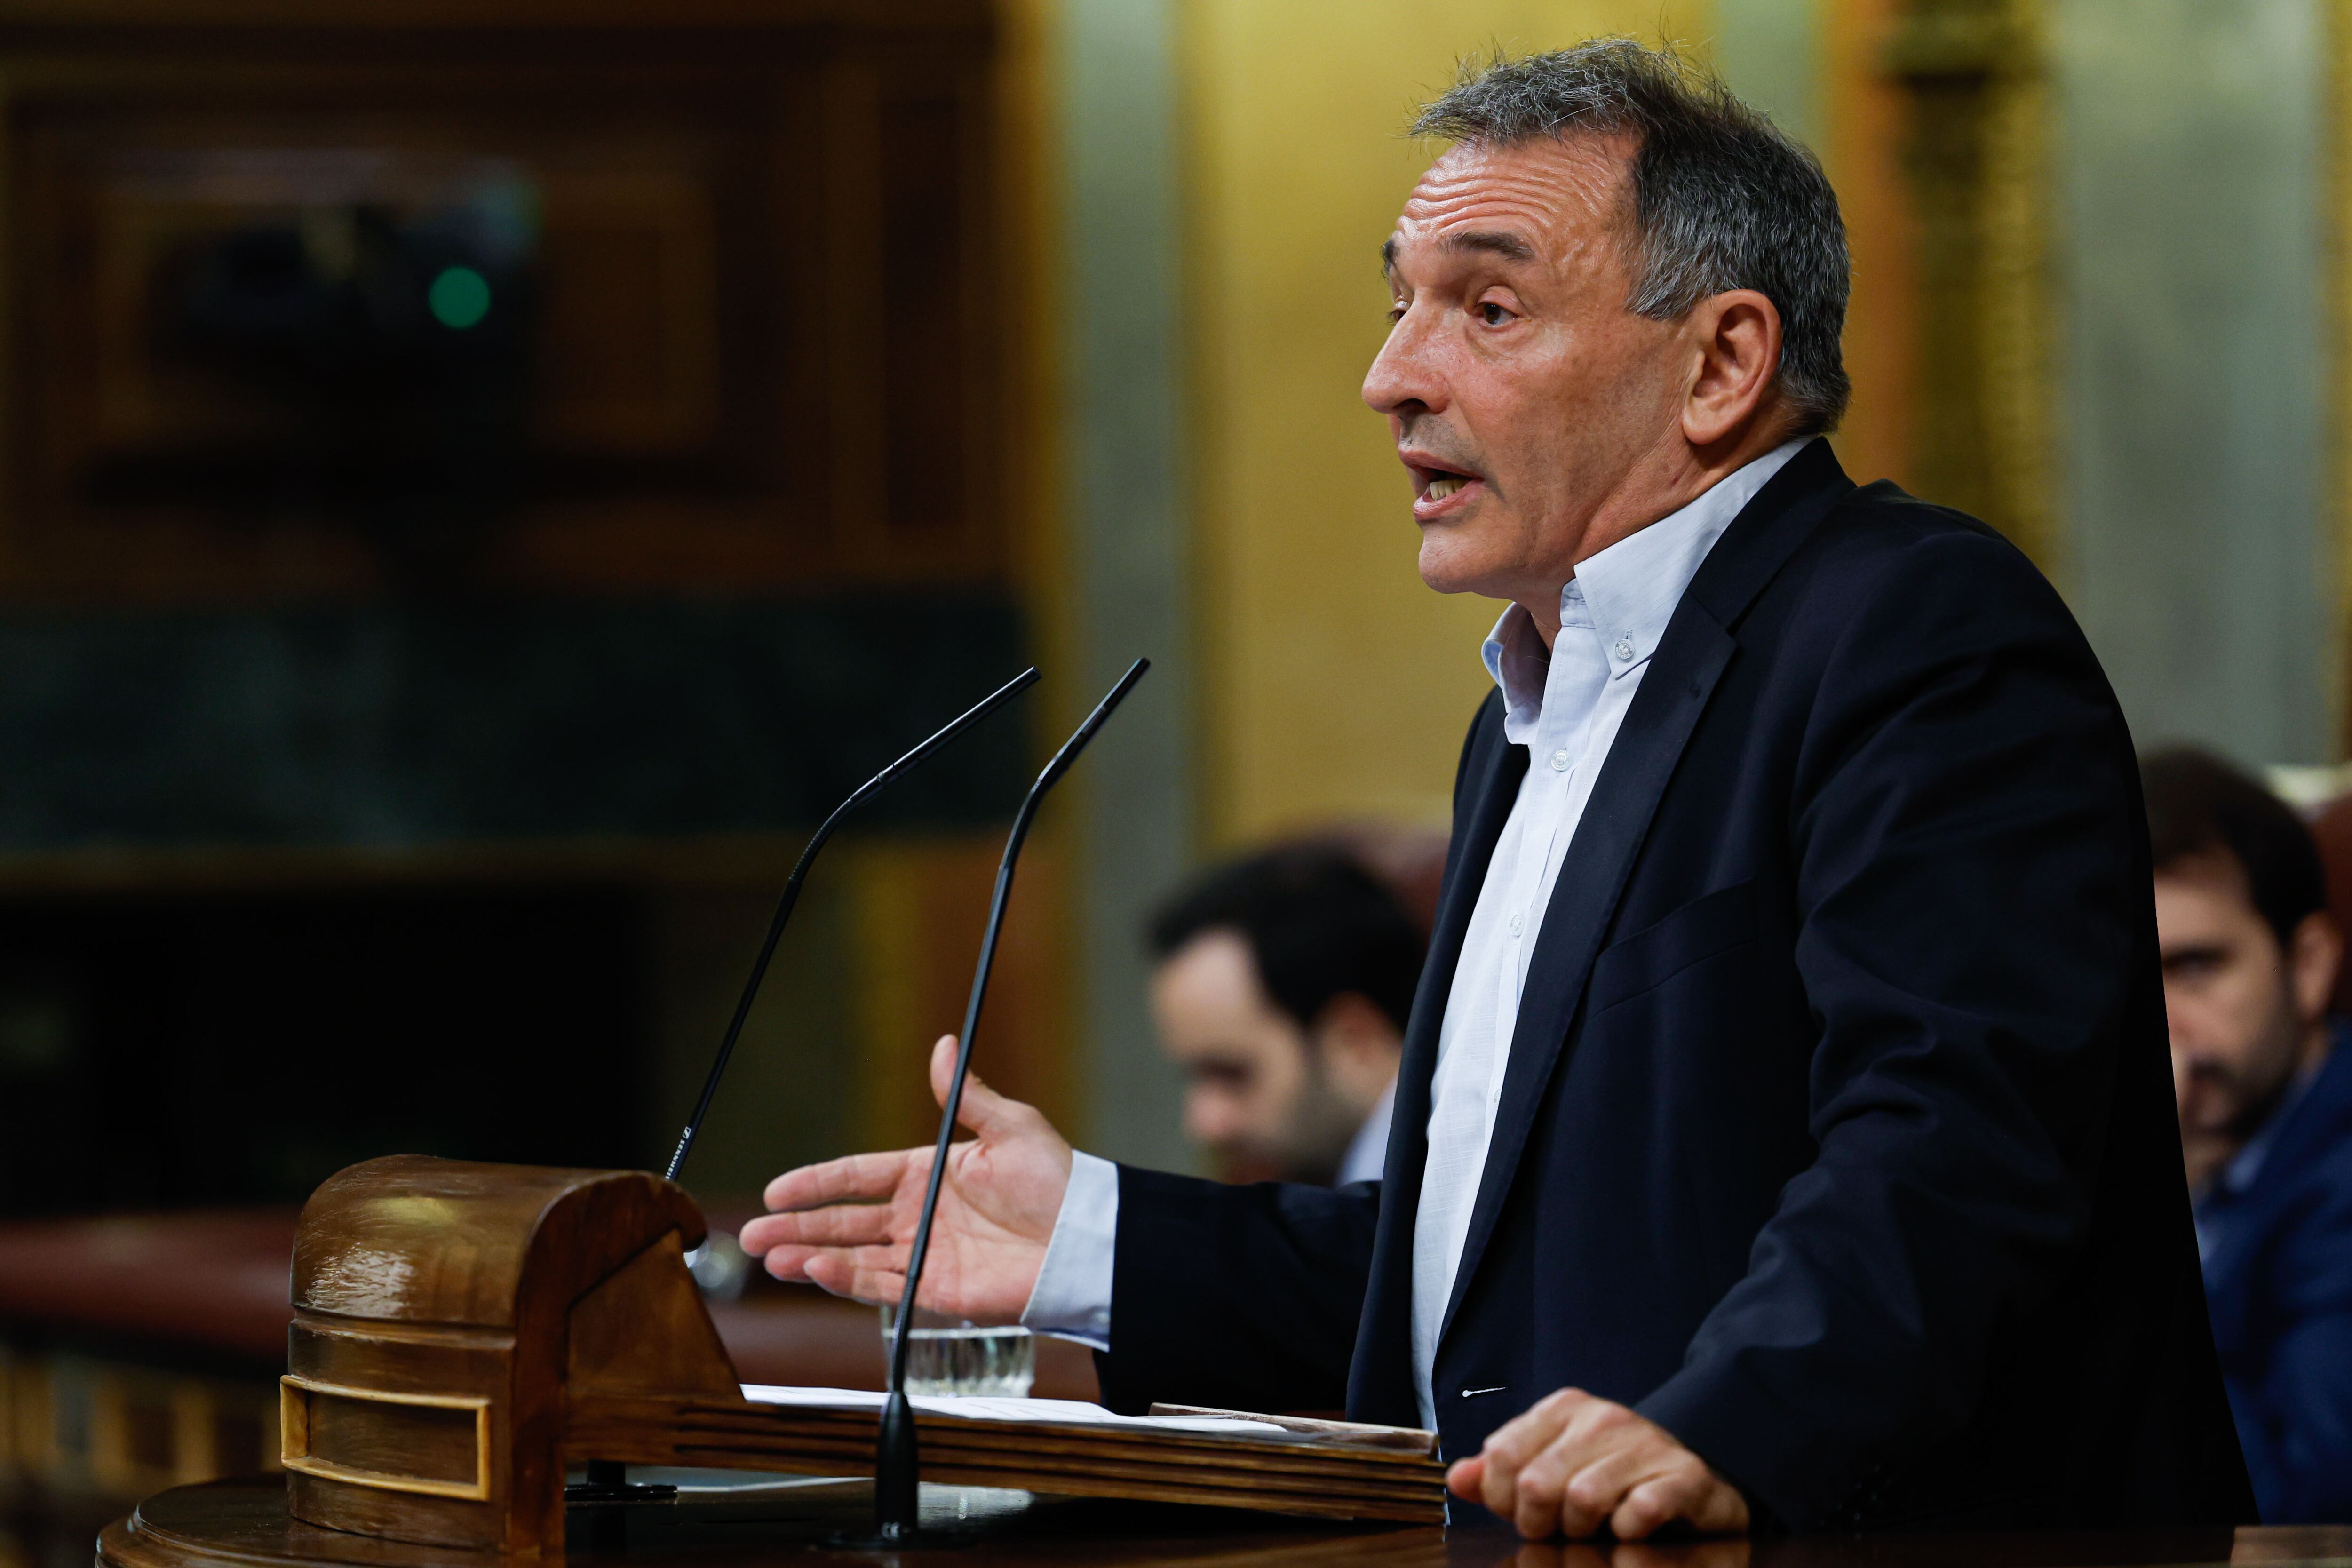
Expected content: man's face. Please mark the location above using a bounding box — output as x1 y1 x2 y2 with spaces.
1149 930 1366 1183
1363 134 1687 607
2156 852 2318 1160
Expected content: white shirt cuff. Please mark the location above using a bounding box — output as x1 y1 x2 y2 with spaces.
1018 1149 1118 1351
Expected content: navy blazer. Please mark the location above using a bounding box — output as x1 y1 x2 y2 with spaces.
2199 1025 2352 1523
1095 441 2251 1531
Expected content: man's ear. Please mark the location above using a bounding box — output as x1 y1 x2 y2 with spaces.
1308 992 1405 1109
2289 908 2343 1028
1680 288 1782 452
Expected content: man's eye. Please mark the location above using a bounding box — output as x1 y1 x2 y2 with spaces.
1478 301 1514 326
1386 302 1406 325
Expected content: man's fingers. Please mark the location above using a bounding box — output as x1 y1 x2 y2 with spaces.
929 1034 1031 1144
1510 1444 1579 1540
1479 1442 1526 1519
1552 1432 1663 1536
1472 1389 1592 1532
762 1149 918 1212
757 1243 819 1282
1458 1389 1746 1543
742 1204 898 1251
1608 1464 1747 1540
926 1036 959 1106
1688 1474 1751 1535
801 1252 907 1306
1529 1444 1636 1539
1479 1387 1584 1473
1610 1471 1705 1540
1475 1402 1554 1517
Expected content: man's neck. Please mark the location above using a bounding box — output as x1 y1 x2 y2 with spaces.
1521 421 1798 647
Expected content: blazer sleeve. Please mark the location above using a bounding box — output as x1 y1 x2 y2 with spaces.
1635 522 2158 1526
1092 1166 1380 1414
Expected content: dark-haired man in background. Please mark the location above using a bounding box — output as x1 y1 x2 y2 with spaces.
2145 748 2352 1523
1146 845 1424 1185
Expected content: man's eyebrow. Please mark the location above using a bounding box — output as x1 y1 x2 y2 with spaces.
1443 229 1538 264
1380 229 1541 277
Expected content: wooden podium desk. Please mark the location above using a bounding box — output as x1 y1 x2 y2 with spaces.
67 1156 2352 1568
95 1476 2352 1568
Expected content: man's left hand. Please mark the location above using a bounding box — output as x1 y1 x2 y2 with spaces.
1446 1388 1750 1540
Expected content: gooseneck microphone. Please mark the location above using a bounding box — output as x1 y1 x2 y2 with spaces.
873 657 1149 1543
663 666 1041 1184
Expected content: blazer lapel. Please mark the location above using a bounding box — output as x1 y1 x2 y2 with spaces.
1387 704 1529 1181
1348 694 1526 1418
1437 441 1857 1339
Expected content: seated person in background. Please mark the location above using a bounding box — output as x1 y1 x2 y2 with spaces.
2145 747 2352 1523
1146 844 1427 1184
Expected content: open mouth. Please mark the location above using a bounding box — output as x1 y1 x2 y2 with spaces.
1406 457 1485 516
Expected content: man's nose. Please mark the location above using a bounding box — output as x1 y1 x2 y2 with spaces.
1362 305 1443 417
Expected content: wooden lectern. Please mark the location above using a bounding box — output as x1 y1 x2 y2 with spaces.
112 1152 1438 1568
274 1154 737 1557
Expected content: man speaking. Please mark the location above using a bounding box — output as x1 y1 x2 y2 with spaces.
742 41 2250 1538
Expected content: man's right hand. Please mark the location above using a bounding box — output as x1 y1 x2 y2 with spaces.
738 1035 1073 1322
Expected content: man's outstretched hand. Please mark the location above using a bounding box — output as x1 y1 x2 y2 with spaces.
738 1036 1072 1322
1447 1389 1750 1541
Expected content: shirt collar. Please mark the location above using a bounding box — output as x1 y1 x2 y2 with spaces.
1482 438 1808 736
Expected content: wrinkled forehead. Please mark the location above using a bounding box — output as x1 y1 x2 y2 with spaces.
1386 133 1634 275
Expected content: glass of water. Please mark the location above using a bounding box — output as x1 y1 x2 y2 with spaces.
878 1304 1034 1397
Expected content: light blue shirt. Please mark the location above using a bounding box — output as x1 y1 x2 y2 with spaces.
1022 441 1808 1386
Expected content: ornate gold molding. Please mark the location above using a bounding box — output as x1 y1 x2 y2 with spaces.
1887 0 2059 576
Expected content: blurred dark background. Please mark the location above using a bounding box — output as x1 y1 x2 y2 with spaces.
0 0 1059 1223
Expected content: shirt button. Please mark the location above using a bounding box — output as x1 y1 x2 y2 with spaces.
1549 748 1571 771
1507 912 1524 936
1613 637 1635 661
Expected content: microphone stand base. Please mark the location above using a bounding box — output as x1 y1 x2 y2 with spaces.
564 1461 677 1506
819 1526 977 1552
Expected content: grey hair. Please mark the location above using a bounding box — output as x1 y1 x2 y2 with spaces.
1411 40 1851 434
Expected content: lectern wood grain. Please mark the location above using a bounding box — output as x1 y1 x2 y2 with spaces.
281 1155 727 1555
566 1392 1439 1521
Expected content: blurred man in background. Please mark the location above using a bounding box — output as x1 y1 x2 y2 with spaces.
2145 747 2352 1523
1145 844 1426 1185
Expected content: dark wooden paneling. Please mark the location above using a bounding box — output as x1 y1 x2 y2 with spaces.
0 884 649 1216
0 594 1028 850
0 4 1003 600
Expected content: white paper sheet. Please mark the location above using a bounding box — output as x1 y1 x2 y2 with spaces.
740 1385 1281 1436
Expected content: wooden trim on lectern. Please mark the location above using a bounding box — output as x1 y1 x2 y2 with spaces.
278 1376 493 1502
